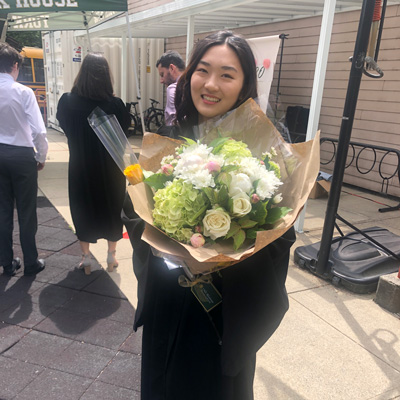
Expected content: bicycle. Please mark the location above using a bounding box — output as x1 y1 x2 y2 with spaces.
127 98 165 136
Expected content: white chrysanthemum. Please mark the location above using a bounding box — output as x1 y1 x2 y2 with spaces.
238 157 266 182
256 170 283 200
185 169 215 189
173 142 224 189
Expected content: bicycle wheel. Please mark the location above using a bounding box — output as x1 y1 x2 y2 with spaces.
127 114 138 136
146 111 165 132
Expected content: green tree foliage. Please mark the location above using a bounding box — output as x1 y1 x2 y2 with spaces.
7 31 42 49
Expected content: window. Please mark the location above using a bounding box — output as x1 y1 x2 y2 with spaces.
18 58 33 83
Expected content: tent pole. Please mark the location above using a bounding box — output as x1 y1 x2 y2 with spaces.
82 12 92 52
315 0 375 276
125 11 146 132
186 15 194 59
121 32 127 103
294 0 336 233
0 15 8 43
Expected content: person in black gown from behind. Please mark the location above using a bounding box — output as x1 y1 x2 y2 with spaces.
122 31 296 400
57 53 131 274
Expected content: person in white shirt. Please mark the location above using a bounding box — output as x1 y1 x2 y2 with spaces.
0 42 48 276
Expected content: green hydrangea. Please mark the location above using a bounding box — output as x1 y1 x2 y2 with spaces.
216 140 252 163
152 179 210 242
268 160 281 179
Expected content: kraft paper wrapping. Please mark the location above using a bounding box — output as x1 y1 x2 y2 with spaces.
128 99 320 275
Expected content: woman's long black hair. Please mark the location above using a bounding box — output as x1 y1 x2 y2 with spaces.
175 31 258 131
72 53 114 101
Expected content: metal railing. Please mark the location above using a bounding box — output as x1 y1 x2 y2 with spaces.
320 137 400 212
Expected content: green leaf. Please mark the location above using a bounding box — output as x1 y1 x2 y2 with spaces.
216 171 232 187
264 207 292 225
225 221 241 239
210 137 230 154
246 229 258 240
183 137 197 146
249 201 268 225
202 187 217 205
144 173 171 190
238 218 258 229
233 229 246 250
221 165 239 173
217 185 229 208
190 204 209 222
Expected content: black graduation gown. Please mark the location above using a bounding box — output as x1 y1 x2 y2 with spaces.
57 92 131 243
122 188 295 399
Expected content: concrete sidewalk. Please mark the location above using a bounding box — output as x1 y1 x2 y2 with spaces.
1 128 399 399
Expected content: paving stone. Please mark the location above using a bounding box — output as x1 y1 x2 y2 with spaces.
36 196 53 208
37 225 77 243
13 368 92 400
0 300 51 329
37 207 60 224
0 278 45 312
36 236 74 252
98 351 141 391
31 283 76 310
37 225 65 237
49 341 118 378
62 291 133 323
41 252 82 271
120 328 142 355
83 272 128 299
80 381 140 400
75 318 133 350
375 272 400 313
0 323 29 353
0 356 44 399
47 268 104 290
28 265 66 284
41 215 71 229
60 241 84 256
3 330 72 366
35 309 96 339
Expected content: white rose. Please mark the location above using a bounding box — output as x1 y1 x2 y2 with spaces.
202 208 231 240
229 172 252 197
231 192 252 217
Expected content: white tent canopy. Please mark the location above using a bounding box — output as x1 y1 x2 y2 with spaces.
1 0 126 31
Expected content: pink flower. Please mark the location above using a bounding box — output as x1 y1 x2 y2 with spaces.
260 160 265 165
251 194 260 204
190 233 205 248
161 164 174 176
206 161 221 173
195 225 203 233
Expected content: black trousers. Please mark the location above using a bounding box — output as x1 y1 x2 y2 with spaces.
0 144 39 268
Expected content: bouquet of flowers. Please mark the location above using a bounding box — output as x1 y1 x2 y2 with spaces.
144 136 291 252
90 99 320 275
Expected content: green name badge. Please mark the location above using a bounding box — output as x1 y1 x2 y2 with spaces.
191 282 222 312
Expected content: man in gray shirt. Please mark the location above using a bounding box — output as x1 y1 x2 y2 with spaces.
0 42 48 276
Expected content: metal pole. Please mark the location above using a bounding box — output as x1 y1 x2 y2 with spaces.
125 12 146 132
0 14 8 43
82 12 92 52
316 0 376 276
274 33 288 123
294 0 337 233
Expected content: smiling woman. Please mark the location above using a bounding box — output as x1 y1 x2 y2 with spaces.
190 45 244 121
175 30 258 132
123 30 296 400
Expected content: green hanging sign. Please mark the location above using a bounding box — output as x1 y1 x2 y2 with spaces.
0 0 127 12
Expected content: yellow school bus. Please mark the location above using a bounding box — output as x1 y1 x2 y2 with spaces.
17 47 46 123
